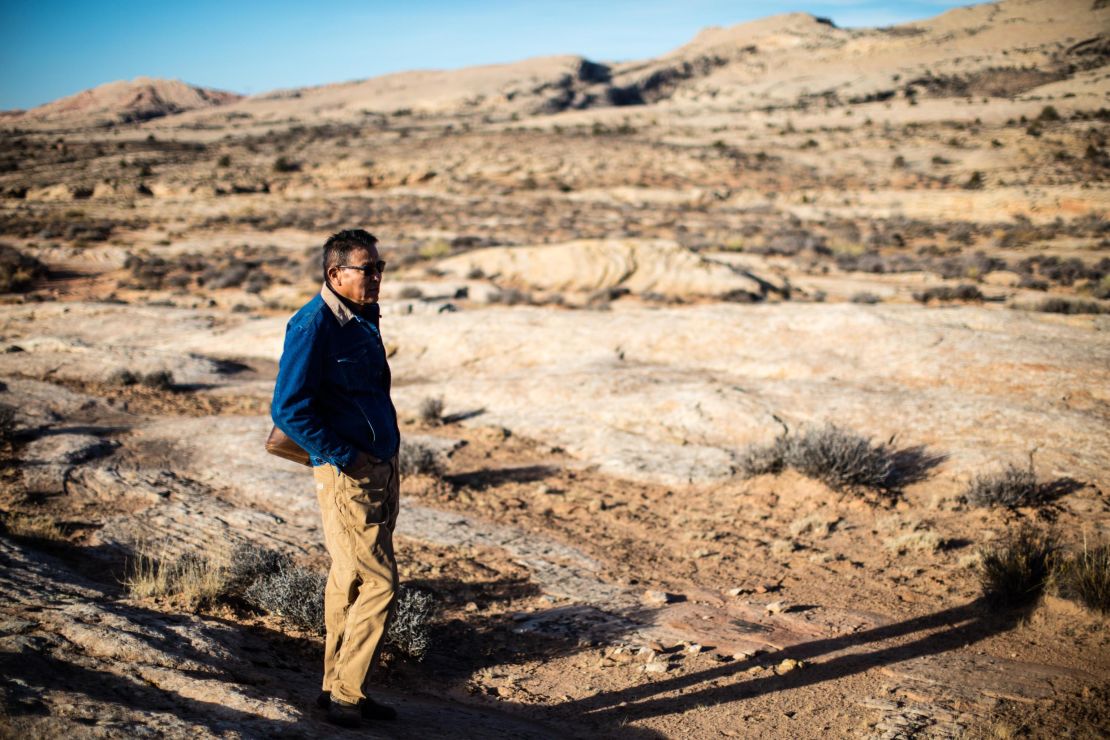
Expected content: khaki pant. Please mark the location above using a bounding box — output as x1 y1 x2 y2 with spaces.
313 456 399 704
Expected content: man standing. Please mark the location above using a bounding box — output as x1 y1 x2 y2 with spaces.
271 229 400 728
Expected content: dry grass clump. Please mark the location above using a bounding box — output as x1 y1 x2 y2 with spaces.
978 525 1057 607
399 439 445 477
1053 542 1110 614
125 546 228 608
418 396 444 426
738 425 940 499
1 512 66 542
964 463 1052 509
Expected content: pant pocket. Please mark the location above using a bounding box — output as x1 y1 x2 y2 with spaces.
340 461 392 526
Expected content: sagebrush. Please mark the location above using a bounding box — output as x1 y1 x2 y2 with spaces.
964 463 1050 509
738 424 940 499
399 439 445 477
387 586 438 660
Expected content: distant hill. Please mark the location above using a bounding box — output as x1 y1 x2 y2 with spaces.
14 77 241 124
8 0 1106 128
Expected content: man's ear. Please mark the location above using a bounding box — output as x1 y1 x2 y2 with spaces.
327 265 340 285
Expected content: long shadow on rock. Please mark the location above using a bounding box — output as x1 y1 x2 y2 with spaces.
445 465 561 490
558 598 1035 724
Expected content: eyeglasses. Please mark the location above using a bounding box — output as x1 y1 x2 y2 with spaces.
339 260 387 275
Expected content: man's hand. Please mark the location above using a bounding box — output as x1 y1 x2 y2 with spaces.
342 451 380 478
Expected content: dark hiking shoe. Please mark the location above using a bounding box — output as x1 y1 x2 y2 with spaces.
360 696 397 721
317 691 397 721
327 698 361 729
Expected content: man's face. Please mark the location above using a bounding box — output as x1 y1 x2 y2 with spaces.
328 246 382 305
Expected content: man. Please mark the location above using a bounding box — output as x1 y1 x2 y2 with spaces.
271 228 401 728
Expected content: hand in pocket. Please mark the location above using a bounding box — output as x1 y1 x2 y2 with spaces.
343 458 392 526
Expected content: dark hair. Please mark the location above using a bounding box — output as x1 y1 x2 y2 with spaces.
322 229 378 281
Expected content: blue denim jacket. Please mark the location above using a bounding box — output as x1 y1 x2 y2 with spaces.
271 285 400 469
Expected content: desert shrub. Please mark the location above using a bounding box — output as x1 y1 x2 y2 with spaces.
398 286 424 299
737 434 789 477
465 266 485 279
0 244 48 293
243 561 326 633
418 396 444 426
141 370 174 391
757 229 827 256
1037 105 1061 122
836 251 921 274
738 425 939 498
1031 297 1106 315
785 426 916 496
226 542 288 592
0 402 16 451
273 156 301 173
964 463 1048 508
108 369 140 386
244 272 271 294
386 586 437 660
963 171 985 190
978 525 1057 607
913 284 984 303
399 439 444 477
202 264 248 289
1053 543 1110 614
850 291 882 304
487 288 534 305
217 154 231 167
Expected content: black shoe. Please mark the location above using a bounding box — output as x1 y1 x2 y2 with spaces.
327 698 361 729
315 691 331 710
360 696 397 721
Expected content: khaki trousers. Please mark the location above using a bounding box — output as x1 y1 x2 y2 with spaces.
313 455 399 704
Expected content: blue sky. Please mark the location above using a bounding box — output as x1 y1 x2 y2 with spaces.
0 1 979 111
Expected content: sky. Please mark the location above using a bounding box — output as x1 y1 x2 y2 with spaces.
0 0 981 111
